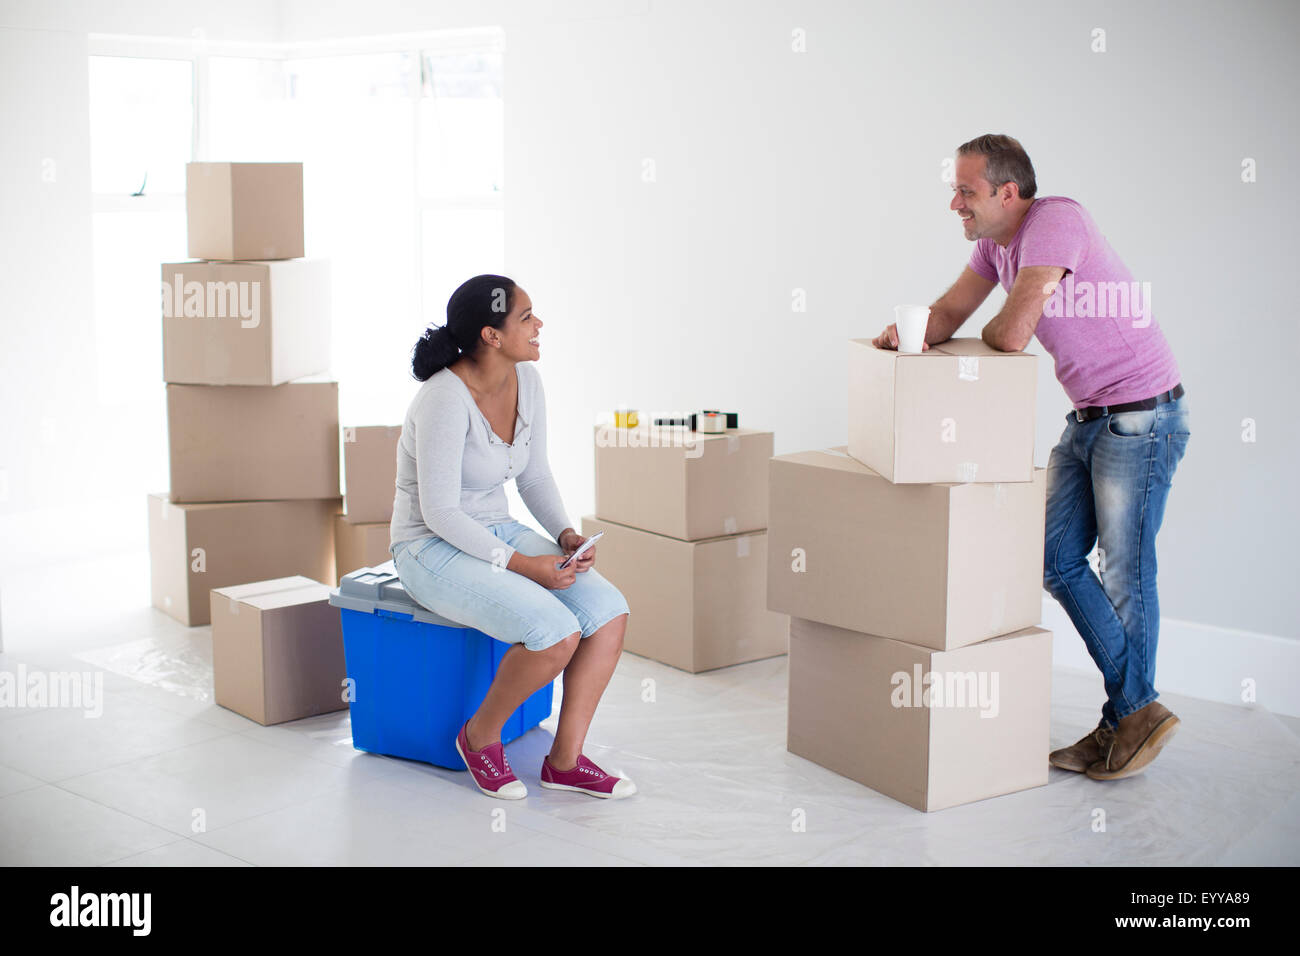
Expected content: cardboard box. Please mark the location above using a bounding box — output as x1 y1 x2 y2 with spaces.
166 380 340 503
334 515 393 583
342 425 401 524
847 337 1037 483
186 162 305 261
161 258 331 386
581 515 787 673
148 494 338 626
767 448 1045 650
593 425 773 540
787 617 1052 811
211 576 348 725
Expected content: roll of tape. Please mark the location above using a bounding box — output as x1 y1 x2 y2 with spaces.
614 409 639 428
697 411 725 433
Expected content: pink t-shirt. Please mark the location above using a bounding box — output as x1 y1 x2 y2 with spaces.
968 196 1181 408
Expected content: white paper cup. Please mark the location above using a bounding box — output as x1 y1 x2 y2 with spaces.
894 304 931 353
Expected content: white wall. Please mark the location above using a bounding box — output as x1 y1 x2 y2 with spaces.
0 1 282 580
278 0 1299 640
3 0 1297 649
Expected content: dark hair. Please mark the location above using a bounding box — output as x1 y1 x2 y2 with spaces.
412 275 518 381
956 133 1037 199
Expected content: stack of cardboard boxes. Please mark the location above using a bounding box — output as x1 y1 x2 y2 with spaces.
148 162 340 627
334 425 403 581
147 161 356 727
582 422 788 673
767 338 1052 811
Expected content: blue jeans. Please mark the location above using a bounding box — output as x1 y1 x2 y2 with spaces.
391 521 629 653
1043 396 1190 728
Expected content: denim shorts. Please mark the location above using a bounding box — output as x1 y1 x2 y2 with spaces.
391 521 630 653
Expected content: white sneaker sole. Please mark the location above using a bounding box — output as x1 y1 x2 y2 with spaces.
539 778 637 799
455 734 528 800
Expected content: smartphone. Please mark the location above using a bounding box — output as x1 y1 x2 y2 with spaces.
557 531 604 570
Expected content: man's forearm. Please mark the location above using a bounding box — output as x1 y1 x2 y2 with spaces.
925 306 967 345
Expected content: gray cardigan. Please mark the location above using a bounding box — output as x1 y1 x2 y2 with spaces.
389 361 573 563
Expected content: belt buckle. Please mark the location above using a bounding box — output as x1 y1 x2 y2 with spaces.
1074 408 1088 424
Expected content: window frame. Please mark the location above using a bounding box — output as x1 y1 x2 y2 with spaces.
87 27 505 317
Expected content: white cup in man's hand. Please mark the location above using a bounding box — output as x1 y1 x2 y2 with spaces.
894 304 931 353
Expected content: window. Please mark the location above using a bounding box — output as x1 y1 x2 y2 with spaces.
89 56 193 195
88 54 193 497
87 28 506 451
417 50 505 326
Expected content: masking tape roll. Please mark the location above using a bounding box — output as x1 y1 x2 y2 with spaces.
614 409 639 428
697 411 725 433
698 410 740 429
664 411 739 431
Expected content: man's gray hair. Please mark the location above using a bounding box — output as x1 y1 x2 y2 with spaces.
956 133 1037 199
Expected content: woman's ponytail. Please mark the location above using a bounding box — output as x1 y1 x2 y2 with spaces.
412 325 461 381
411 274 517 382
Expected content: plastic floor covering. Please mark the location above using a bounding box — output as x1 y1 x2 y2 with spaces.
2 621 1298 866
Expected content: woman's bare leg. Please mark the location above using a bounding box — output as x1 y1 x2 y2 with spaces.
548 613 628 770
465 633 579 750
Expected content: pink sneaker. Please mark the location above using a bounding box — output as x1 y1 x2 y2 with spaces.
540 754 637 799
456 722 527 800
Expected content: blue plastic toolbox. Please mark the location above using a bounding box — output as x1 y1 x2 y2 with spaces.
329 561 554 769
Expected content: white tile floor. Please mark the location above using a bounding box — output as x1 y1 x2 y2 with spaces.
1 542 1298 866
2 643 1298 865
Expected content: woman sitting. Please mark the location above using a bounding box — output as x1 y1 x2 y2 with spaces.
390 274 634 800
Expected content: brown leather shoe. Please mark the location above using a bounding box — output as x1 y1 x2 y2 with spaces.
1086 701 1180 780
1049 721 1115 772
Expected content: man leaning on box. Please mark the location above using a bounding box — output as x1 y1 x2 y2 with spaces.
873 133 1189 781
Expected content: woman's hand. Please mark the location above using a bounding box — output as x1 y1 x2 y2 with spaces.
558 528 596 572
508 551 577 590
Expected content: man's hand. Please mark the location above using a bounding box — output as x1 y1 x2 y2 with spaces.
872 324 930 351
558 528 596 572
871 268 995 351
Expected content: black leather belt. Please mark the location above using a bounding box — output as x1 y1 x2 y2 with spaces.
1074 383 1184 423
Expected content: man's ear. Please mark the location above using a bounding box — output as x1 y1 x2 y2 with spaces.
1000 182 1020 204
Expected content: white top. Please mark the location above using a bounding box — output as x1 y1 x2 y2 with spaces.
389 361 573 563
